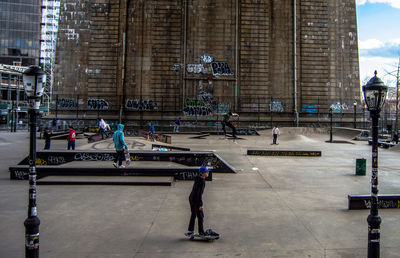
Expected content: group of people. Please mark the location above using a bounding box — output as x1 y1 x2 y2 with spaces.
43 114 281 151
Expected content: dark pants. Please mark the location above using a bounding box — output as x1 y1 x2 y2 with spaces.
188 200 204 234
222 121 236 137
67 141 75 150
44 141 51 150
99 128 106 139
273 134 278 144
114 150 124 166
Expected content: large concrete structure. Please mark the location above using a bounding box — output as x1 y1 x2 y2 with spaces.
54 0 360 125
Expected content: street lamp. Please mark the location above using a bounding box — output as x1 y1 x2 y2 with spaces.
362 70 388 258
354 100 357 129
23 65 46 258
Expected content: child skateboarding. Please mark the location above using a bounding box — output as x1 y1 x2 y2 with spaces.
185 166 220 240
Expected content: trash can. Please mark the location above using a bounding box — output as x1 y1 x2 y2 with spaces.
355 158 366 176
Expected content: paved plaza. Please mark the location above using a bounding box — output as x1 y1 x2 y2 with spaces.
1 128 400 258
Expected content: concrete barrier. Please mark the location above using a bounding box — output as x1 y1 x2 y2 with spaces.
16 151 234 173
348 195 400 209
247 150 321 157
9 166 212 181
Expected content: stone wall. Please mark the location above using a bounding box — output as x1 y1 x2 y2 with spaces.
54 0 360 121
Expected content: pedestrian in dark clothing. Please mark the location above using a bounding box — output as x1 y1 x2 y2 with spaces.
185 166 210 237
174 117 181 132
221 111 239 138
112 124 128 168
67 126 76 150
393 131 399 144
43 127 52 150
52 118 57 131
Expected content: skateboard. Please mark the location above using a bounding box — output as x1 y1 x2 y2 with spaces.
189 233 219 241
187 229 220 241
124 149 130 166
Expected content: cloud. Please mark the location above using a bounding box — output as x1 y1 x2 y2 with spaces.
356 0 400 8
359 56 399 87
359 39 384 50
359 39 400 58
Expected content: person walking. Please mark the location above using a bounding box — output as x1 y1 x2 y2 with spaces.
67 126 76 150
97 117 107 139
221 112 239 138
112 124 128 168
272 125 280 145
185 166 210 238
43 127 52 150
173 117 181 132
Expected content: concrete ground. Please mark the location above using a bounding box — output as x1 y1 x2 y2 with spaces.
1 127 400 258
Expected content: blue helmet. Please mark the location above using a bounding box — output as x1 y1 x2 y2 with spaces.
199 166 210 174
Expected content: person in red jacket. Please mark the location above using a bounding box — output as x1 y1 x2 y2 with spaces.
67 126 76 150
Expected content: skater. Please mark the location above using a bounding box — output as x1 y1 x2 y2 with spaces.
185 166 210 238
67 126 76 150
43 127 52 150
173 117 181 132
97 117 107 139
148 123 155 141
112 124 128 168
272 125 280 145
221 111 239 138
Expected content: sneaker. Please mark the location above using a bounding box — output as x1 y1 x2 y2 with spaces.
119 165 125 168
184 231 194 237
113 162 118 168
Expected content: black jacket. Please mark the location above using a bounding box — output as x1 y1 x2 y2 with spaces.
189 175 206 206
43 131 52 143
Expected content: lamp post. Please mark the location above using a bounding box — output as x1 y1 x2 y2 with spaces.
354 100 357 129
23 66 46 258
362 71 388 258
329 107 333 142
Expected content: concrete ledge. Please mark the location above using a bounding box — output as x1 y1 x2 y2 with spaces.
152 144 190 151
348 195 400 210
247 150 322 157
9 166 212 181
16 151 236 173
36 176 173 186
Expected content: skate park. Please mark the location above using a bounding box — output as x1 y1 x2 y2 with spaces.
1 127 400 257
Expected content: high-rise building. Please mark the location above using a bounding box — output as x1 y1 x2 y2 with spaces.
40 0 60 103
0 0 41 66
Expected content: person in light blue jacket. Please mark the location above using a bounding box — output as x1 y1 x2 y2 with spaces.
112 124 128 168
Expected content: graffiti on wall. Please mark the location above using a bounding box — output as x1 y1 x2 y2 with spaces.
57 98 78 110
125 99 158 111
200 54 214 63
172 63 181 71
301 105 318 117
87 99 109 110
211 62 234 76
330 102 349 113
268 100 285 112
186 64 209 74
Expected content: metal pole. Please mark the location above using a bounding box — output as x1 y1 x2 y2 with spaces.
329 108 333 142
24 106 40 257
367 110 381 258
293 0 299 127
395 59 399 133
354 103 357 128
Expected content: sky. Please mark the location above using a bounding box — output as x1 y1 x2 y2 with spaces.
356 0 400 87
